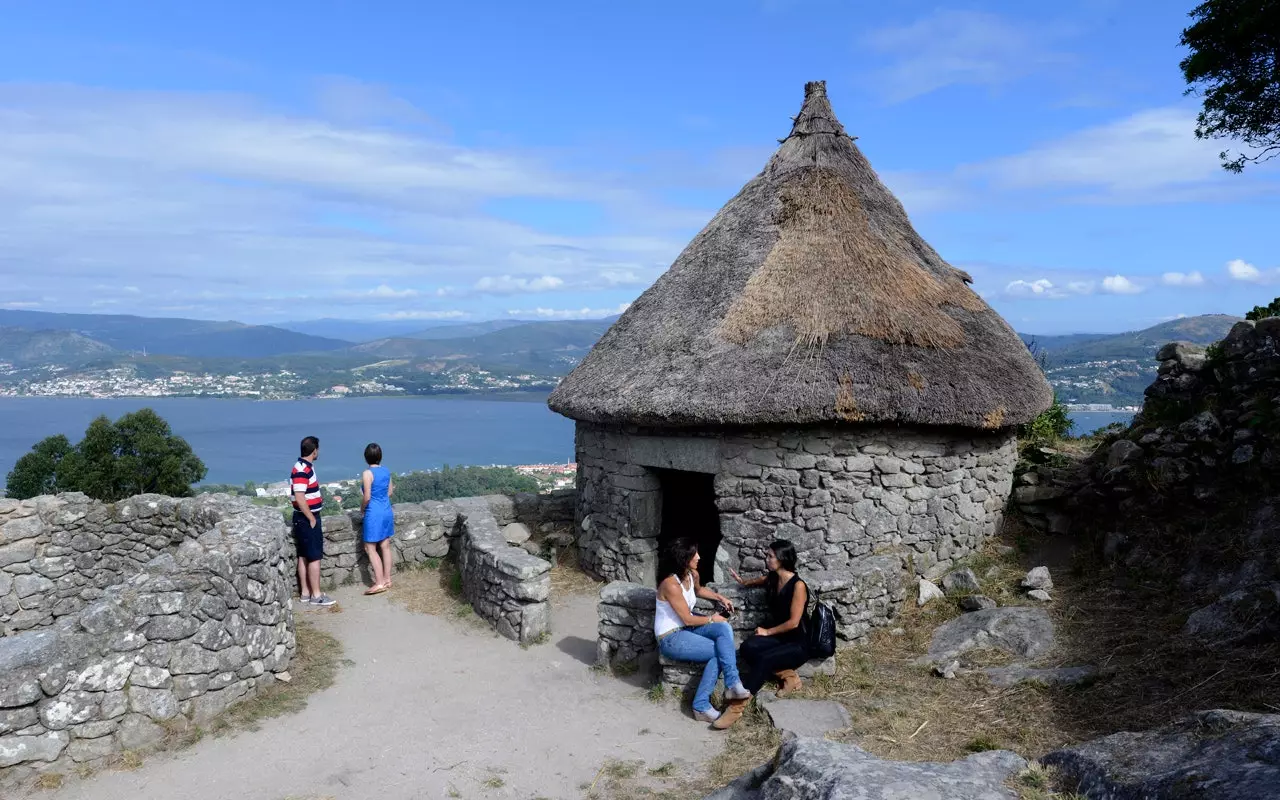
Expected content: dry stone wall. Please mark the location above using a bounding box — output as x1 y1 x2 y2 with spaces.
0 494 293 782
575 423 1017 585
452 497 551 644
0 494 235 636
319 495 553 644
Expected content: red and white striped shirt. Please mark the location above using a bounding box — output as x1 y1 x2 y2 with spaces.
290 458 323 512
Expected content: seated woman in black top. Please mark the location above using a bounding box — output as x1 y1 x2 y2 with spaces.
729 539 809 697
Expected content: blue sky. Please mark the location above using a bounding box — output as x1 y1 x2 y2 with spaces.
0 0 1277 334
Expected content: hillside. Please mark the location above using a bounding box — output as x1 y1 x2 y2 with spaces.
1027 315 1240 367
0 327 115 366
349 319 616 364
1022 314 1242 407
0 310 351 358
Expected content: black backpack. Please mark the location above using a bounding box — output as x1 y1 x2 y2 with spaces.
807 597 837 658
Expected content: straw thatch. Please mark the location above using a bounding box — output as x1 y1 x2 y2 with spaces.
549 81 1053 429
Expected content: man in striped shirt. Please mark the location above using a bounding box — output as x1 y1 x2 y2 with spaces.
291 436 335 607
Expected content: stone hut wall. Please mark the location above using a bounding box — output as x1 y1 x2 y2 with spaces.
575 423 1017 587
319 494 554 644
0 496 293 781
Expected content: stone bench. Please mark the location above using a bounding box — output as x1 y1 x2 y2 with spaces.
659 652 835 702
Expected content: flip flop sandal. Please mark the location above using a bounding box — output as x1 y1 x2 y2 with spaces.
364 585 387 595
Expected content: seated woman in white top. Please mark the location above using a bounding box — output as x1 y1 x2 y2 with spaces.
654 537 752 728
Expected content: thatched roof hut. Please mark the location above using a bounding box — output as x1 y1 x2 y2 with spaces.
550 81 1052 430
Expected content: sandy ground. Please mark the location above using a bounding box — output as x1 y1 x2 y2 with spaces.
45 587 720 800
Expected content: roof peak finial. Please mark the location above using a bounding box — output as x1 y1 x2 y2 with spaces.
786 80 848 140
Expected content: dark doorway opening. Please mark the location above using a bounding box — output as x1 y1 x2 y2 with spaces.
656 469 721 585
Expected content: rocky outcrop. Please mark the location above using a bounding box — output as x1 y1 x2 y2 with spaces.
1042 709 1280 799
705 735 1026 800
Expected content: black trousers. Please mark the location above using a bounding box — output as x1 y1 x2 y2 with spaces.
738 634 809 695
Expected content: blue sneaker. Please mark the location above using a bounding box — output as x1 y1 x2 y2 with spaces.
309 594 336 607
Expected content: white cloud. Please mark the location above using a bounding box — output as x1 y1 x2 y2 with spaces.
0 82 693 320
597 269 644 286
898 106 1278 211
1 301 42 308
1227 258 1262 282
863 11 1070 102
473 275 565 294
1003 279 1061 299
975 108 1226 198
506 303 631 320
1101 275 1143 295
1000 277 1098 300
1161 271 1205 287
346 284 420 299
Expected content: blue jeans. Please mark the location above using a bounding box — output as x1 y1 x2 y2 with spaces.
658 622 742 713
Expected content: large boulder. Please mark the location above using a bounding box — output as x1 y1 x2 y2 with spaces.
921 607 1054 665
1042 710 1280 800
704 735 1026 799
1182 584 1280 648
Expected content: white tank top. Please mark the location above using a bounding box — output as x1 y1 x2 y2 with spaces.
654 573 697 638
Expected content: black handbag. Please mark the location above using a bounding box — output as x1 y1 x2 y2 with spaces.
807 598 837 658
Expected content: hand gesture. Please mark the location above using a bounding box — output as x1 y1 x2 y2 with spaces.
717 594 735 615
729 568 745 585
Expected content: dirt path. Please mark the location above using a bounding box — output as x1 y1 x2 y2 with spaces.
46 587 720 800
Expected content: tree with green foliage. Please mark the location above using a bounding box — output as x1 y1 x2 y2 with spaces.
1180 0 1280 172
4 434 75 499
5 409 206 501
392 465 540 503
1245 295 1280 320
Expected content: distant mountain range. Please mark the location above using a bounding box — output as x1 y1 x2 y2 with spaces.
0 310 348 358
275 318 534 343
0 309 1244 406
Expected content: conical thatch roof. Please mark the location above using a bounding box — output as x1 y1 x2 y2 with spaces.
549 81 1053 430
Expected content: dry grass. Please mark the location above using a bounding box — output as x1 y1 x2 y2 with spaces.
1010 763 1087 800
33 772 64 790
549 544 604 599
388 561 489 631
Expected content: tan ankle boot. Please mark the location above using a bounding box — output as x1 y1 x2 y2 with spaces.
712 697 749 730
776 669 802 698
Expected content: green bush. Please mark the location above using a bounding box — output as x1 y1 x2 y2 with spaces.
1018 396 1074 446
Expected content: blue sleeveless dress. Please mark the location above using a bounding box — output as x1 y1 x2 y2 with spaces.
362 466 394 543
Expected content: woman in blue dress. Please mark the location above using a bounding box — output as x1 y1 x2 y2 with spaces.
360 442 395 595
